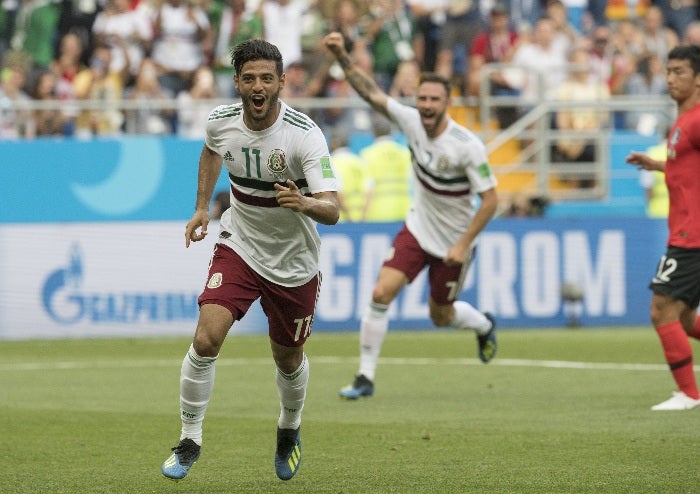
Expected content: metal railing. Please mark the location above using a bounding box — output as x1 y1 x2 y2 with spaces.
1 70 675 202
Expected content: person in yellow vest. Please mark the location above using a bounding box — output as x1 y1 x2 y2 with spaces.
361 114 412 221
639 142 669 218
330 129 370 222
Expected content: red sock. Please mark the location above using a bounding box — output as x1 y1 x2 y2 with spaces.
688 316 700 340
656 321 699 399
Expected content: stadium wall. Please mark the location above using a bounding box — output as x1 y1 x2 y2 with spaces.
0 137 666 339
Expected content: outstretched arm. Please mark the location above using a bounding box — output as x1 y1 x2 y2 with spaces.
323 31 390 118
625 151 666 172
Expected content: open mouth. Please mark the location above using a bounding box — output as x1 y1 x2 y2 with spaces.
251 95 265 111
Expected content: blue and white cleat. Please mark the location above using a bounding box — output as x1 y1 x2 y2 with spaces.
339 374 374 400
161 438 201 480
275 427 302 480
477 313 497 363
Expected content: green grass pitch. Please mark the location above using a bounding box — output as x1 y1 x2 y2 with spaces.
2 327 699 493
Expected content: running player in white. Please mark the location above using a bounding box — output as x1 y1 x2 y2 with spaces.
161 39 340 480
324 32 499 400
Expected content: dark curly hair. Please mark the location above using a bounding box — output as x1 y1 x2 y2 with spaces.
230 39 284 77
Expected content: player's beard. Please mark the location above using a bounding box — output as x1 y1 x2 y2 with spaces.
242 90 280 127
420 108 446 135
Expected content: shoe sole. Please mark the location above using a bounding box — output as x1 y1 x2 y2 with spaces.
339 387 373 400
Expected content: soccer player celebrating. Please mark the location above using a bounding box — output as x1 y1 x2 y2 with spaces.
323 31 499 400
626 45 700 411
161 39 340 479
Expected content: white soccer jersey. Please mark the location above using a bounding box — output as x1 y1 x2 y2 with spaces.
205 101 338 286
386 97 497 258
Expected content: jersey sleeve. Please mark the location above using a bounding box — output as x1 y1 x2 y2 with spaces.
465 139 498 193
386 97 416 126
204 105 227 154
302 126 339 194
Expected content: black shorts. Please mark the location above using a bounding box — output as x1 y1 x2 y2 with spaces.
649 245 700 309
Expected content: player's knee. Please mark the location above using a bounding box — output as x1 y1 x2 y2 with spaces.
372 285 395 306
192 329 223 357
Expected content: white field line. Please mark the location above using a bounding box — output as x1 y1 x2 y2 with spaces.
0 356 672 372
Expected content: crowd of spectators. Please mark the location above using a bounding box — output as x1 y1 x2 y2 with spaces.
0 0 697 141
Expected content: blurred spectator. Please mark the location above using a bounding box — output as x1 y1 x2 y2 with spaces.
610 18 646 61
502 193 548 217
280 60 310 99
364 0 419 92
314 51 373 136
405 0 447 71
209 0 262 98
656 0 697 40
639 5 678 62
124 58 174 134
552 47 610 188
50 31 85 135
0 1 18 58
176 64 217 139
0 51 36 138
73 43 125 136
681 20 700 46
299 0 328 72
329 127 369 222
388 57 420 98
151 0 211 96
467 3 520 129
584 0 606 27
545 0 578 56
510 16 568 106
259 0 305 68
57 0 103 65
92 0 153 84
433 0 484 94
360 113 412 222
10 0 61 81
31 69 70 135
588 25 614 86
623 53 669 135
509 0 545 33
324 0 370 61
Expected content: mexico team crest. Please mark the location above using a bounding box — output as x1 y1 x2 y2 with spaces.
267 149 287 179
207 272 223 289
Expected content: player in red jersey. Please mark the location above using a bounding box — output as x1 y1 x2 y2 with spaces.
626 45 700 410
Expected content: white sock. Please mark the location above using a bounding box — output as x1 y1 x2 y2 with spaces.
358 302 389 382
450 301 492 335
276 353 309 430
179 344 217 446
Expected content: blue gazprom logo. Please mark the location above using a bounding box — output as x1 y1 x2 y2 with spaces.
42 245 200 325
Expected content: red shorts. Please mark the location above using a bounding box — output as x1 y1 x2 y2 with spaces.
198 243 320 347
383 225 473 304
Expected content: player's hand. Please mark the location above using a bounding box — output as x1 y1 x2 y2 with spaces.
625 151 653 170
185 209 209 248
443 244 467 267
323 32 346 58
275 179 306 213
